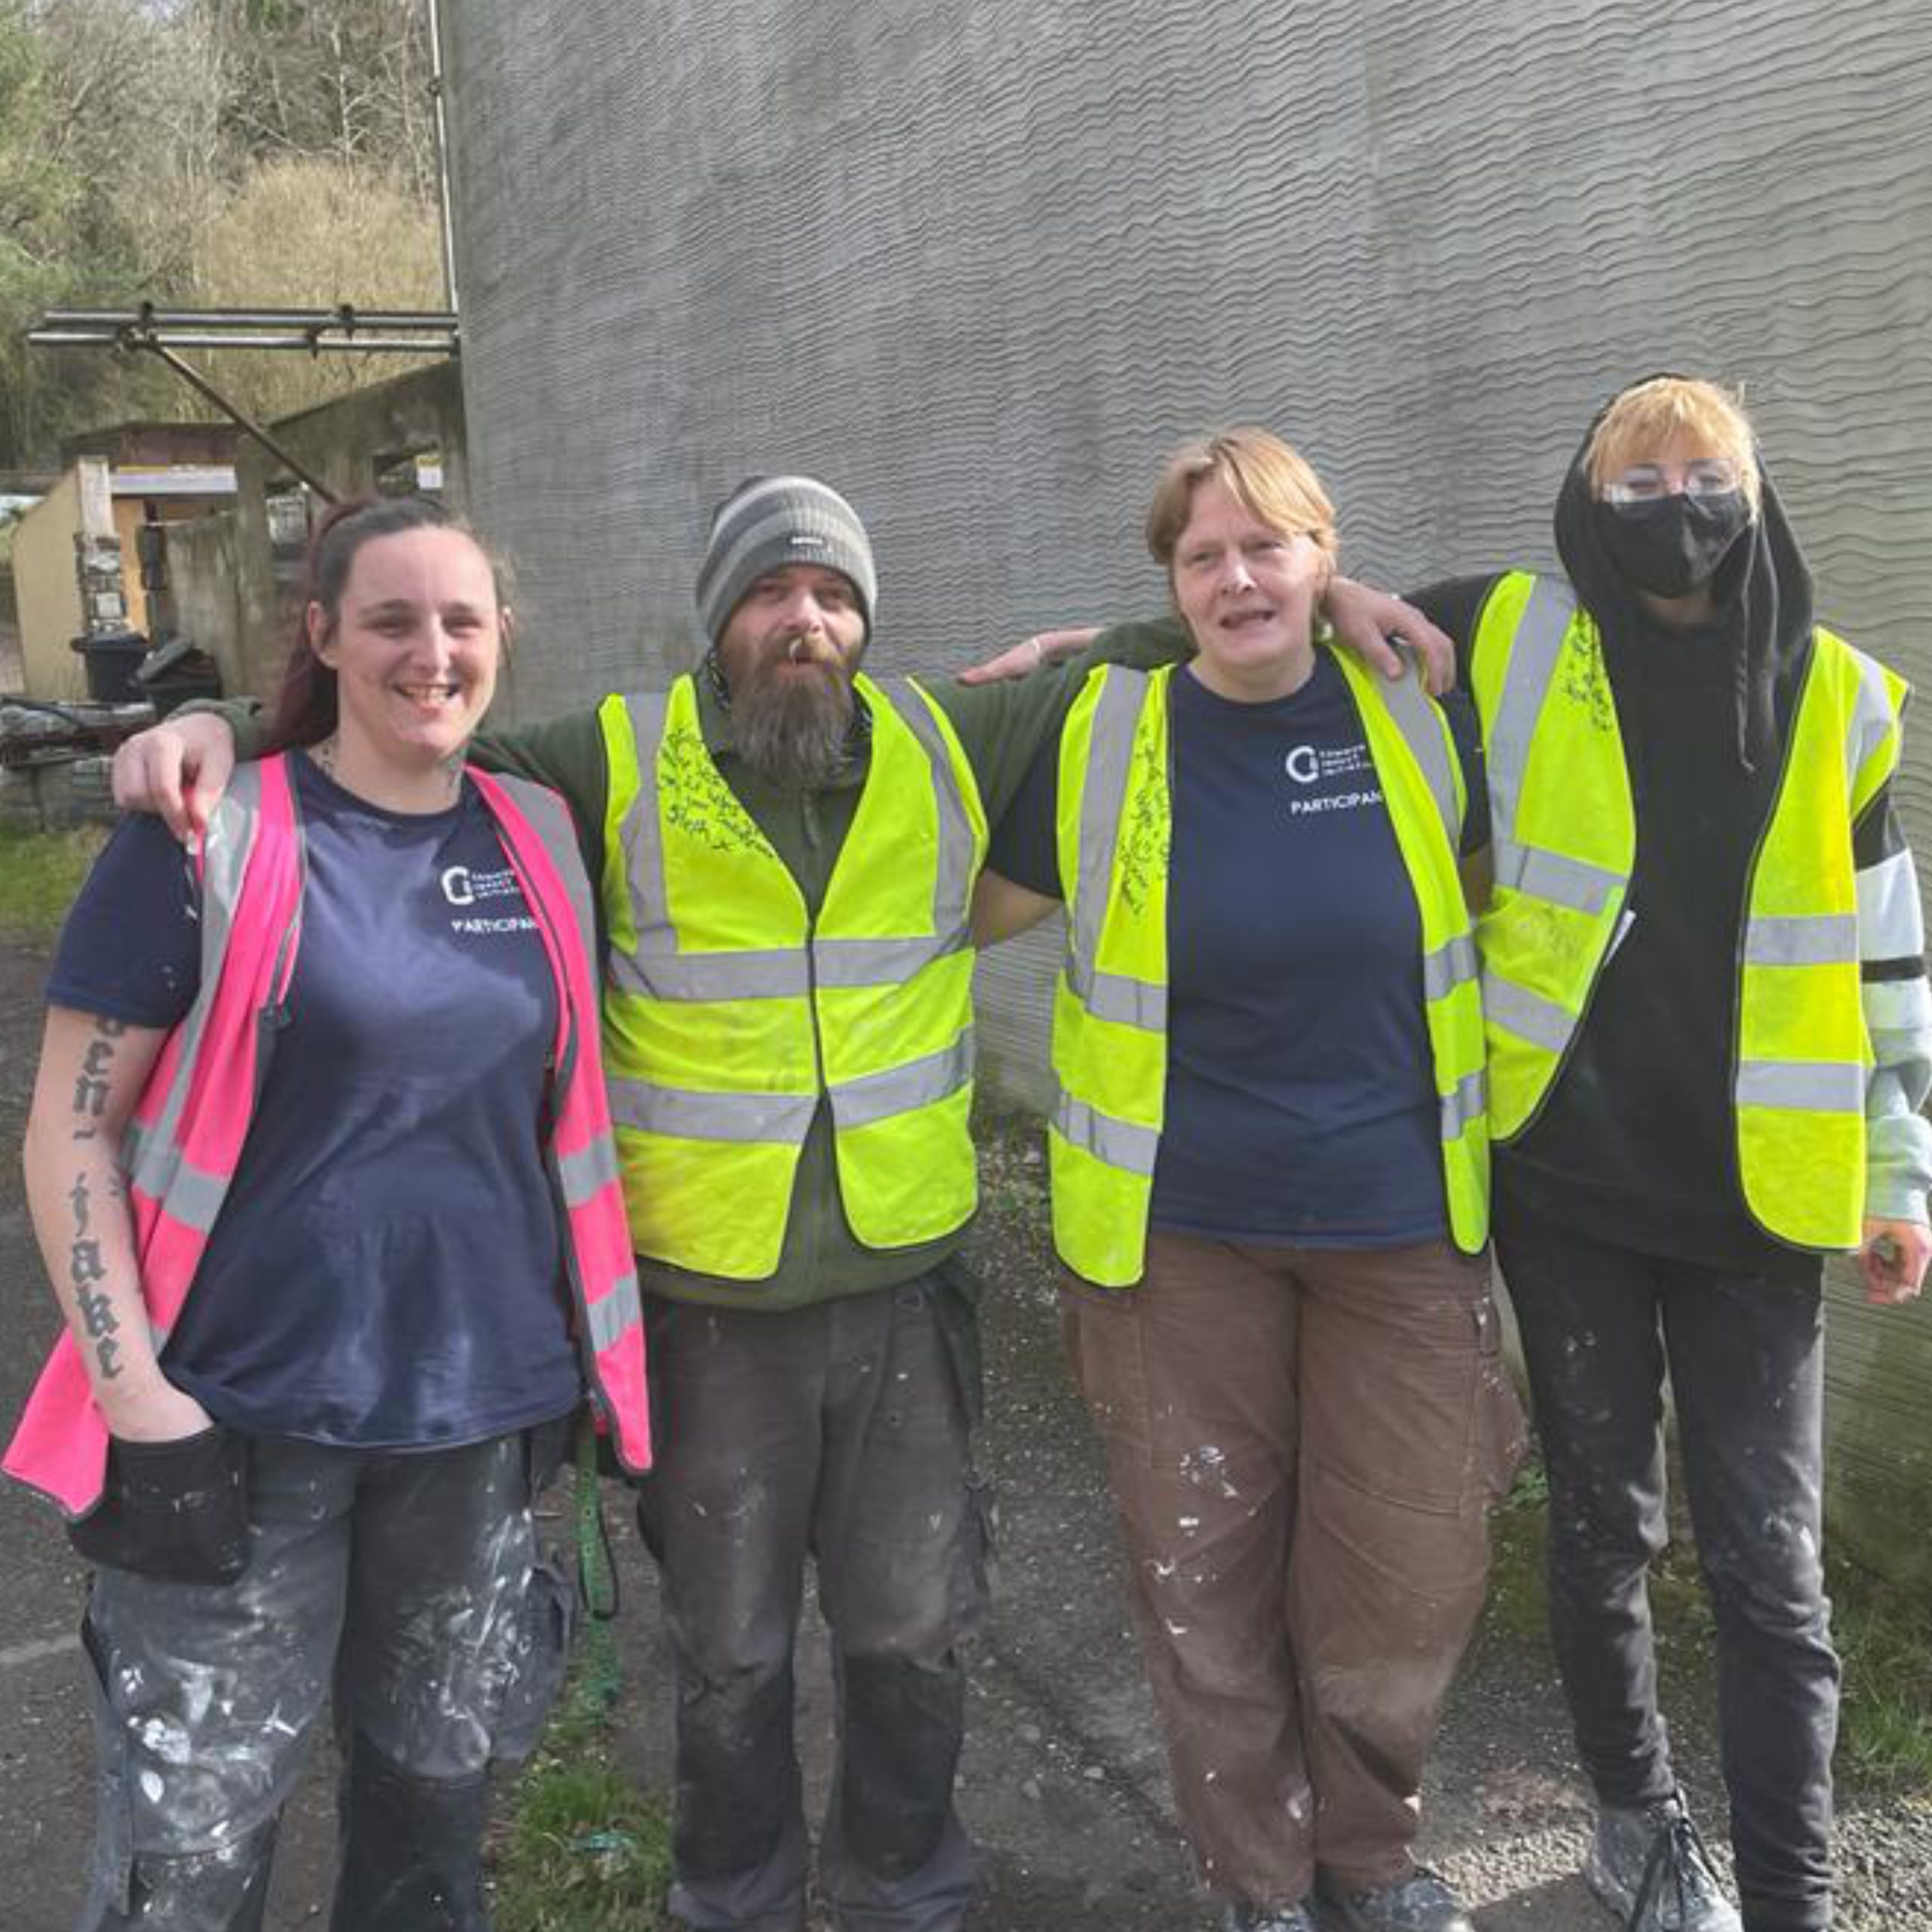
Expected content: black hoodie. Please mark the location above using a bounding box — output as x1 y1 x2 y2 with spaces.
1414 404 1826 1278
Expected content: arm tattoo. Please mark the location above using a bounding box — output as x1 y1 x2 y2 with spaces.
66 1173 123 1379
70 1014 128 1143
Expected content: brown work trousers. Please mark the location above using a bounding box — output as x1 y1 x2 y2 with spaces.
1061 1232 1523 1909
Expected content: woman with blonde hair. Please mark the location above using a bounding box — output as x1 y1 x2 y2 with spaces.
1421 375 1929 1932
975 428 1521 1932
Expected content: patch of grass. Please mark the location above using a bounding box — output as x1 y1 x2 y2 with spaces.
491 1696 673 1932
1832 1552 1932 1795
1482 1455 1932 1798
0 821 106 938
1483 1459 1555 1643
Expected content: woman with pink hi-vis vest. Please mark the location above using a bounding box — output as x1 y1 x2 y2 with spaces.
5 495 651 1932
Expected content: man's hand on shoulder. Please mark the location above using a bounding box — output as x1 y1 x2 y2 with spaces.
955 626 1100 686
112 711 238 842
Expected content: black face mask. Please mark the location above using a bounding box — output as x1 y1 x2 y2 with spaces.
1596 491 1752 598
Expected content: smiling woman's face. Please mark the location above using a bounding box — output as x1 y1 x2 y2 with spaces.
308 525 503 771
1170 473 1331 703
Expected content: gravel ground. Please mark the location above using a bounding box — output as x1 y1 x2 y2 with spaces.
0 932 1926 1929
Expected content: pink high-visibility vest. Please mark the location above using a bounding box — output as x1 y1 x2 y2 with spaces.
5 754 651 1518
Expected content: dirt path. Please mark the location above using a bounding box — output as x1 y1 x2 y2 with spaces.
0 931 1926 1930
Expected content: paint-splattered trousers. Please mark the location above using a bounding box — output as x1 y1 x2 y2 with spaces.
75 1425 572 1932
1060 1231 1522 1912
1498 1191 1839 1932
635 1272 991 1932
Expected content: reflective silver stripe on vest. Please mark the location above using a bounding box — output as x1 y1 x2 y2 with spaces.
1053 1091 1160 1177
585 1272 643 1355
558 1135 621 1206
1492 838 1623 917
829 1031 974 1130
1743 913 1860 968
606 1077 817 1145
1482 972 1577 1054
1845 648 1896 788
491 771 599 971
1376 664 1460 848
612 946 810 1001
611 933 968 1000
1066 955 1167 1030
1422 933 1479 1001
1441 1066 1487 1138
1735 1060 1866 1112
877 678 980 937
125 1136 229 1234
124 764 269 1232
618 691 678 959
1858 848 1925 959
1069 669 1151 1015
816 931 968 987
1481 577 1578 849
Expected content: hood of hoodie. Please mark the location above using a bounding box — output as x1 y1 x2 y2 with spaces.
1552 378 1816 775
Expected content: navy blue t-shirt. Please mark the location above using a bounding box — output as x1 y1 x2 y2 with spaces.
992 652 1478 1247
48 755 583 1449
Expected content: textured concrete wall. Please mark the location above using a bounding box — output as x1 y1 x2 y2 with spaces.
443 0 1932 1577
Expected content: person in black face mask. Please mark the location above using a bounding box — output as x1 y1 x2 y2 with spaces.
1414 376 1932 1932
966 375 1932 1932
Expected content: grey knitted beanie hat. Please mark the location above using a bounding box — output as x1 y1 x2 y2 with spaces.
696 475 877 645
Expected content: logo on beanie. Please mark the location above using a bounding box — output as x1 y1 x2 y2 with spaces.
789 533 829 552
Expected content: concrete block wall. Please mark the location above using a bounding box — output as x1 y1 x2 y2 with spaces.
442 0 1932 1579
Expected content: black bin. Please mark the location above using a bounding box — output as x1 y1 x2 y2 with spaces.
134 637 224 718
70 627 149 703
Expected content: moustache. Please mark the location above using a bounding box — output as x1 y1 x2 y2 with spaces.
772 632 844 672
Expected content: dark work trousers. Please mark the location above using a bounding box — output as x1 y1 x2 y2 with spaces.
635 1275 990 1932
1497 1192 1839 1932
1061 1232 1523 1909
75 1428 570 1932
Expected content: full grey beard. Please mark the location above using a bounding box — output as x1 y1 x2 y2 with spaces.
728 662 857 791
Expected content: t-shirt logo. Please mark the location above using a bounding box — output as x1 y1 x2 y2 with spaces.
441 865 537 935
1281 740 1381 817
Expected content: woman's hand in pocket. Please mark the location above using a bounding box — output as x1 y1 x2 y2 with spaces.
102 1379 214 1445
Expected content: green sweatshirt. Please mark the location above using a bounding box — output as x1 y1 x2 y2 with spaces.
209 659 1081 1310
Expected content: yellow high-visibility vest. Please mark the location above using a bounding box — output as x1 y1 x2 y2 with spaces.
1050 654 1490 1287
1472 571 1905 1249
597 672 987 1280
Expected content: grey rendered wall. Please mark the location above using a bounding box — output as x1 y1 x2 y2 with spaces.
443 0 1932 1576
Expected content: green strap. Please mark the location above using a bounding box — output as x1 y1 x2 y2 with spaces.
566 1411 622 1723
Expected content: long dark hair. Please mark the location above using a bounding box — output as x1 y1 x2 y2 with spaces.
263 495 508 751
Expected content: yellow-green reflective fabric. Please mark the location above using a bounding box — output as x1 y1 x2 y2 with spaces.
1472 574 1635 1141
1734 629 1902 1247
1051 656 1488 1288
595 674 984 1280
817 679 986 1251
1049 664 1171 1287
1475 575 1904 1251
1331 650 1490 1254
